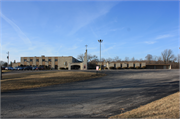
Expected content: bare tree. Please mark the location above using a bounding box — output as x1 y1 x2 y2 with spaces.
172 56 177 62
153 55 158 61
139 58 143 61
9 61 12 67
87 54 98 62
2 62 8 67
161 49 175 63
77 54 98 62
145 54 153 62
113 56 121 62
77 54 84 61
158 56 162 61
101 58 106 62
0 61 6 66
131 57 135 61
106 58 112 62
124 57 129 61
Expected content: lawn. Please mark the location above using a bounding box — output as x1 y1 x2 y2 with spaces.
109 91 179 118
2 70 12 73
1 71 105 92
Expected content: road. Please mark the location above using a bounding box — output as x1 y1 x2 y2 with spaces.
1 69 179 118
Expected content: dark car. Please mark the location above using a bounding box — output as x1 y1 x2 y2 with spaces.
1 66 5 70
32 66 38 70
38 66 45 70
16 66 23 70
24 66 32 70
5 67 14 70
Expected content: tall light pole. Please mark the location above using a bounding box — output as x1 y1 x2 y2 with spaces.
98 39 103 70
7 51 9 67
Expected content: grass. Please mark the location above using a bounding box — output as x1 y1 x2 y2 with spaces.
2 70 12 73
1 71 106 92
109 92 179 119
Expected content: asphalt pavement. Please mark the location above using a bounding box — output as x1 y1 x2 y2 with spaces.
1 69 179 118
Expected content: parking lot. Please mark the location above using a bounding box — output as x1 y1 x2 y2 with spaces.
1 69 179 118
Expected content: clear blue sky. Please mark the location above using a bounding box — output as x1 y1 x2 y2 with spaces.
0 0 179 63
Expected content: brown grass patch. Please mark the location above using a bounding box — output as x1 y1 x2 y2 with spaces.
2 70 12 73
109 92 179 119
1 71 106 92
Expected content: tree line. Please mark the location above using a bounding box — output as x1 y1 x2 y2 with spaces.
77 49 179 68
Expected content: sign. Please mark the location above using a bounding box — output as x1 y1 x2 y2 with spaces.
96 66 99 71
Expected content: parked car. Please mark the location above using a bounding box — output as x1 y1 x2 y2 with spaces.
15 66 23 70
14 67 18 70
1 66 5 70
23 66 32 70
38 66 45 70
32 66 38 70
5 67 14 70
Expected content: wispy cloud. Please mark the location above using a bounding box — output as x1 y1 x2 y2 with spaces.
88 47 97 50
0 12 32 45
68 45 78 50
144 41 156 44
110 27 124 32
155 34 173 40
143 33 174 45
90 27 99 38
68 2 118 35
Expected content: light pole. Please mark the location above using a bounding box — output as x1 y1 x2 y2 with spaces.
7 51 9 67
98 39 103 70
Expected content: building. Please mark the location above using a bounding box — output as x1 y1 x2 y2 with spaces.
12 50 88 70
97 61 171 69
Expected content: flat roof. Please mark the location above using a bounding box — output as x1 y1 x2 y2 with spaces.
146 64 170 66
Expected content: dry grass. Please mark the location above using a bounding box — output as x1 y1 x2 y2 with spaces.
109 92 179 119
1 71 105 92
2 70 12 73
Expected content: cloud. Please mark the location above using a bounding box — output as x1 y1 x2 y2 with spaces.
90 27 99 38
143 34 174 45
0 12 32 45
68 2 119 35
155 34 173 40
144 41 156 44
68 45 78 50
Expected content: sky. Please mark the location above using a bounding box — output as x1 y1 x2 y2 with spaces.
0 0 179 63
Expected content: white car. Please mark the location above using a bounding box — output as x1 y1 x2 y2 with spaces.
5 67 14 70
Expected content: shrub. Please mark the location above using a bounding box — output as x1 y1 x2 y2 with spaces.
122 67 127 69
135 66 140 69
104 67 108 69
109 66 115 69
129 67 134 69
141 66 146 69
59 67 67 70
116 67 122 69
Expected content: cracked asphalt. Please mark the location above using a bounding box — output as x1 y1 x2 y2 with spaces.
1 69 179 118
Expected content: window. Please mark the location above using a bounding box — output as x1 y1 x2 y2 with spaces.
55 59 58 62
24 59 27 62
48 59 51 62
42 59 45 61
36 59 39 62
64 62 67 66
30 59 33 62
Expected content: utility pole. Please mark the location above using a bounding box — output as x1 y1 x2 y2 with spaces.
85 45 88 51
7 51 9 67
98 39 103 70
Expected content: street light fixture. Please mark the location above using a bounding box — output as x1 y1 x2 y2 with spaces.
98 39 103 70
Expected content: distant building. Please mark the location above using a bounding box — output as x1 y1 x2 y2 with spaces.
97 61 171 69
12 50 88 70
